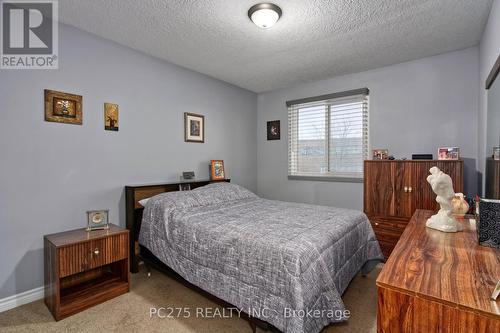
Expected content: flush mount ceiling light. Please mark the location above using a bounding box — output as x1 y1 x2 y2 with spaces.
248 3 282 29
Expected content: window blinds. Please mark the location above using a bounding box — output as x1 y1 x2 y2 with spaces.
287 88 369 180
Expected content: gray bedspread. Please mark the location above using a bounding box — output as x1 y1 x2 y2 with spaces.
139 183 382 333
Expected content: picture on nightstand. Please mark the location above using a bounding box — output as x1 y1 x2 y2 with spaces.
86 210 110 231
179 183 191 191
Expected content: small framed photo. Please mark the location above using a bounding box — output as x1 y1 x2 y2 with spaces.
104 103 119 131
373 149 389 160
179 183 191 191
44 89 82 125
267 120 280 140
86 210 110 231
210 160 225 180
438 147 460 160
185 113 204 143
493 147 500 160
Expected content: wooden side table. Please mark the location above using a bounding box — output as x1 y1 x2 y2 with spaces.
44 224 130 320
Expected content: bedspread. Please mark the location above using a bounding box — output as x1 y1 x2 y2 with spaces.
139 183 382 333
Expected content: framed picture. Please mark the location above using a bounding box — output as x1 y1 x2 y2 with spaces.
438 147 460 160
104 103 119 131
179 183 191 191
210 160 225 180
44 89 82 125
373 149 389 160
86 210 109 231
267 120 280 140
184 113 204 143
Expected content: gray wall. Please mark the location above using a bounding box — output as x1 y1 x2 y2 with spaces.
479 0 500 193
0 24 257 299
257 47 479 209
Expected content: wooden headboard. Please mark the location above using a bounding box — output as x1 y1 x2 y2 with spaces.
125 178 230 273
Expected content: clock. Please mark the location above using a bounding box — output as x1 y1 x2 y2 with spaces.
86 210 110 231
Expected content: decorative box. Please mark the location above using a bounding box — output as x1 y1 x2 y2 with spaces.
477 199 500 249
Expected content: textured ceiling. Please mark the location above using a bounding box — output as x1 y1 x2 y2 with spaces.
59 0 493 93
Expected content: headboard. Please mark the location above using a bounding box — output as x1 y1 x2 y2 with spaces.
125 178 230 273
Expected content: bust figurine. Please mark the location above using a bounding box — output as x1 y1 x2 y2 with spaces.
426 166 463 232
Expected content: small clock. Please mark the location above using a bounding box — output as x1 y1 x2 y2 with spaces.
86 210 110 231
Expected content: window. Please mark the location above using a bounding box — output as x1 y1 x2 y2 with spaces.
287 88 369 181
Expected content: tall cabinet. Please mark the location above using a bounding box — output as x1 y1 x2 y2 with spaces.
364 160 464 259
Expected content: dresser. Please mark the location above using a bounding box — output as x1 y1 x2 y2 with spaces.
364 160 463 259
44 224 129 320
377 210 500 332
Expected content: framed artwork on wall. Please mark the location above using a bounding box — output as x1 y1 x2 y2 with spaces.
267 120 280 140
104 103 119 131
44 89 82 125
184 112 204 143
210 160 225 180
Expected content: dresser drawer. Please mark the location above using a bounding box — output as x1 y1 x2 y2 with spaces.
59 242 90 278
89 233 128 269
368 217 408 259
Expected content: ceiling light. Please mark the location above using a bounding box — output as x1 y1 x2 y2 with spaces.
248 3 282 29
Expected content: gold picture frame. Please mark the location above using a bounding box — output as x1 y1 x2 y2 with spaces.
44 89 82 125
210 160 225 180
104 103 119 131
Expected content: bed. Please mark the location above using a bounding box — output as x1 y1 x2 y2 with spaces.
127 181 382 333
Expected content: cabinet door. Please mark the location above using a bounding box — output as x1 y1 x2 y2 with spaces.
414 161 464 211
414 161 436 210
364 161 394 216
436 161 463 193
392 162 414 218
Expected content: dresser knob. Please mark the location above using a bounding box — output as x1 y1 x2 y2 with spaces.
404 186 408 193
94 248 100 255
375 222 379 226
408 186 413 193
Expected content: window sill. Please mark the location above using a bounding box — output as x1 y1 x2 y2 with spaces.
287 175 364 183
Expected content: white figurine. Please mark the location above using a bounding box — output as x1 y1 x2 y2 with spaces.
426 166 463 232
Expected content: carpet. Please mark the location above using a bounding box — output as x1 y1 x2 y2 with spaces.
0 264 381 333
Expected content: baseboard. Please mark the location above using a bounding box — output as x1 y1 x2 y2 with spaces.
0 286 44 313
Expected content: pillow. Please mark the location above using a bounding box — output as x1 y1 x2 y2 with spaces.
140 183 255 208
138 198 150 207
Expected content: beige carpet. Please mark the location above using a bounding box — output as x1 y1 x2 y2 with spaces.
0 264 381 333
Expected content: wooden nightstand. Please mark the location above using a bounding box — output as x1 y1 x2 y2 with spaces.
44 224 130 320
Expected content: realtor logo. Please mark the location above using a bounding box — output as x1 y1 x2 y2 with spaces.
1 0 58 69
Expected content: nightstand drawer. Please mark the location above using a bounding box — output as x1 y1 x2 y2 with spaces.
59 243 90 278
89 234 128 269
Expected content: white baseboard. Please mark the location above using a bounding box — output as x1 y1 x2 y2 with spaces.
0 286 44 313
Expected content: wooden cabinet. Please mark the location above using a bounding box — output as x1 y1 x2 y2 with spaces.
376 210 500 333
364 160 463 259
44 224 129 320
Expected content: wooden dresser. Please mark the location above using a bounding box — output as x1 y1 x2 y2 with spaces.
377 210 500 332
44 224 129 320
364 160 463 259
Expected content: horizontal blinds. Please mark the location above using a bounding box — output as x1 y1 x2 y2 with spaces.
288 91 369 179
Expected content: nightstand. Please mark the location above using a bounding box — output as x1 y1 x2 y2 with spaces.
44 224 130 320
